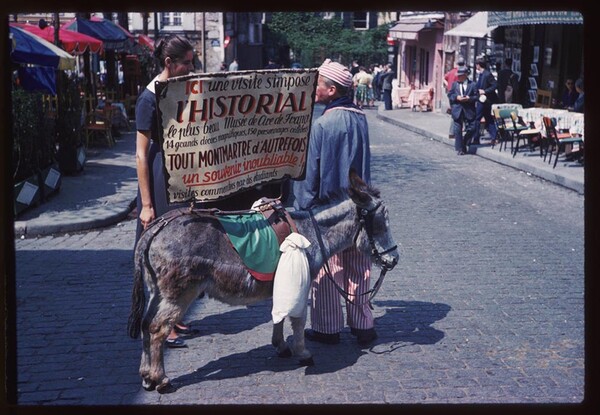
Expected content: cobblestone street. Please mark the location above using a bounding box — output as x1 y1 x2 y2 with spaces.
13 109 585 407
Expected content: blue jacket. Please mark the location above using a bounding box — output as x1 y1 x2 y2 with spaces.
448 79 478 121
573 92 584 113
293 97 371 210
476 69 498 104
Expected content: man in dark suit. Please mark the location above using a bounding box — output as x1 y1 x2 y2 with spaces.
448 66 478 155
472 58 498 145
380 64 395 111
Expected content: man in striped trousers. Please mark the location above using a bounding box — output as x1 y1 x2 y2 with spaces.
292 59 377 347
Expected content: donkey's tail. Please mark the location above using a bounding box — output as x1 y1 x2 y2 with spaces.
127 251 145 339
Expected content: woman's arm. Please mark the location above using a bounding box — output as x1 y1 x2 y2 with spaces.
136 130 155 229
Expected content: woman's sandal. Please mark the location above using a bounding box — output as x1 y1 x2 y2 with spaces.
165 337 187 348
174 324 200 336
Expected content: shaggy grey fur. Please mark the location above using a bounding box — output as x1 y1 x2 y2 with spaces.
127 170 399 393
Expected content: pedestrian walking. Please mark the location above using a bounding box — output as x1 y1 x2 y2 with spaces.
472 57 498 145
372 63 383 101
448 66 478 155
353 66 373 108
496 58 518 104
443 57 466 138
292 58 376 347
380 64 395 111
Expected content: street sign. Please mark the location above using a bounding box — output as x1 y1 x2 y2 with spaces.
156 68 318 203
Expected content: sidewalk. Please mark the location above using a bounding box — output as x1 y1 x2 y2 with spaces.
14 130 139 238
376 106 584 195
13 107 584 237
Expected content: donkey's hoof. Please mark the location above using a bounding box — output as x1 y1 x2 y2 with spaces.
277 346 293 358
156 381 177 394
142 379 156 391
299 357 315 367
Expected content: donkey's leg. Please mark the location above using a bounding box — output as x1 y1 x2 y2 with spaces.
147 304 174 393
289 314 314 366
147 288 201 393
145 299 185 393
139 292 160 391
272 320 291 358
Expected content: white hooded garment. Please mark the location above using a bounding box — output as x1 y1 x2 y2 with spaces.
271 232 311 324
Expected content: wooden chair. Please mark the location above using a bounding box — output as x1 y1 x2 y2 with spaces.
510 111 541 157
84 105 114 148
124 94 138 121
492 108 527 153
535 89 552 108
105 89 117 102
83 95 96 115
491 108 506 149
541 116 583 168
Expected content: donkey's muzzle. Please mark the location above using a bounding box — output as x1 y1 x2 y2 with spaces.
382 254 399 270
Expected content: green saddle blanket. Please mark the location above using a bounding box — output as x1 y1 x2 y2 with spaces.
216 212 281 281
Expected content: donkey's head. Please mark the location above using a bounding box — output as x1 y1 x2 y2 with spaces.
347 169 399 270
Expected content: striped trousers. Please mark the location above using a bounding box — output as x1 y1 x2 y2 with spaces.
309 246 373 334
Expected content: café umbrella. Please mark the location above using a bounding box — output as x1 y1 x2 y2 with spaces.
62 16 134 51
137 34 155 51
11 22 104 54
9 25 76 70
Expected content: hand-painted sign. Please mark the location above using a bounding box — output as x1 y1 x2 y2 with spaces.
156 69 317 203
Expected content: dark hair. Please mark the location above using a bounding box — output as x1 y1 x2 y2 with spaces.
154 35 193 69
476 58 487 69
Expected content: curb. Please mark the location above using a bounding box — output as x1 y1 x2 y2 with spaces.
14 198 136 238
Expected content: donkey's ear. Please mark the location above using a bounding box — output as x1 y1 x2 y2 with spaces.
348 168 371 205
348 168 367 190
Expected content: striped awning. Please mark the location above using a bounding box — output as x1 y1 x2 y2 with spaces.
445 12 497 38
487 11 583 27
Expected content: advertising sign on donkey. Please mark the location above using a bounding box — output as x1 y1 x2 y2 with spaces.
156 69 318 203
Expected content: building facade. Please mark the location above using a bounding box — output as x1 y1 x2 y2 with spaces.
388 10 584 112
388 12 446 110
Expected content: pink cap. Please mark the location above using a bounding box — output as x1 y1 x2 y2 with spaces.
318 59 353 88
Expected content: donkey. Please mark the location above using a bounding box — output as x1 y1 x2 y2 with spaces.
127 169 399 393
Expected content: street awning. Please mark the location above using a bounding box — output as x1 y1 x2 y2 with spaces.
445 12 497 38
389 14 444 41
389 22 428 40
487 11 583 27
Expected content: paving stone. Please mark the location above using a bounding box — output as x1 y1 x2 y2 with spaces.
12 111 584 405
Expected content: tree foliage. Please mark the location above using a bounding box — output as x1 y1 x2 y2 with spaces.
268 12 391 68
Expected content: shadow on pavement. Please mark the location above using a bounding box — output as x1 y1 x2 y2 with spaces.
369 300 451 352
169 299 451 389
186 302 272 336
